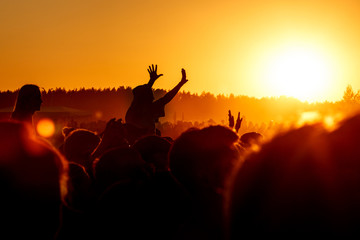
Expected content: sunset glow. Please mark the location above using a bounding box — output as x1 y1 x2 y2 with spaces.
0 0 360 102
264 45 334 102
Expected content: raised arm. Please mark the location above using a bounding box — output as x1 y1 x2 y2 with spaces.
147 64 163 88
156 68 188 106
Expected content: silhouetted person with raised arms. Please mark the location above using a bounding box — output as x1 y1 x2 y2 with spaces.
125 65 188 140
11 84 43 125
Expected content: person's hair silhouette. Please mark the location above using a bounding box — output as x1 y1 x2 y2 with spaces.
11 84 43 124
125 65 188 138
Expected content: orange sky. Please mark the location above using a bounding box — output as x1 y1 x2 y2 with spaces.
1 0 359 102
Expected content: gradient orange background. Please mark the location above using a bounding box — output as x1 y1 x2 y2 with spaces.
1 0 359 102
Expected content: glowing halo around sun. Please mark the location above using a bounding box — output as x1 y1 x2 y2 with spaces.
36 118 55 138
263 45 335 102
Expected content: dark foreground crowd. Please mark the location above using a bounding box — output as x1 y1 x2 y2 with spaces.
3 66 360 239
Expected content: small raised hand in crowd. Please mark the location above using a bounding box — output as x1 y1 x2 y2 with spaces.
235 112 243 133
228 110 235 128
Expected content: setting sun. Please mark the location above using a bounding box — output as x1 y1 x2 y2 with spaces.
263 45 335 102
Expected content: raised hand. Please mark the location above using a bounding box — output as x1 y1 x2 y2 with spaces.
180 68 188 85
235 112 243 133
228 110 234 128
148 64 163 82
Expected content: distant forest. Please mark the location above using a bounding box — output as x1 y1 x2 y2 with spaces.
1 85 360 141
2 85 360 122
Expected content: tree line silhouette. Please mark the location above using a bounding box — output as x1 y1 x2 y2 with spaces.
1 84 360 144
1 84 360 123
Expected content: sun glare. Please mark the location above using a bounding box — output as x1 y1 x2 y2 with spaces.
264 46 334 102
36 118 55 138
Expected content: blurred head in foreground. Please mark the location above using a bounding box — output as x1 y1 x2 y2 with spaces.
0 120 68 239
226 114 360 238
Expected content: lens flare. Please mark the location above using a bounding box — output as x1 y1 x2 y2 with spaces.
297 111 321 126
95 111 103 119
36 118 55 138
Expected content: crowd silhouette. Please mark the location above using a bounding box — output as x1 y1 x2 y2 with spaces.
3 65 360 239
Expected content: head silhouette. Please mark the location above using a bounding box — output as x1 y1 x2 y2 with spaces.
92 146 150 194
169 125 241 195
63 129 101 171
133 135 172 172
240 132 263 149
11 84 43 123
132 84 154 103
